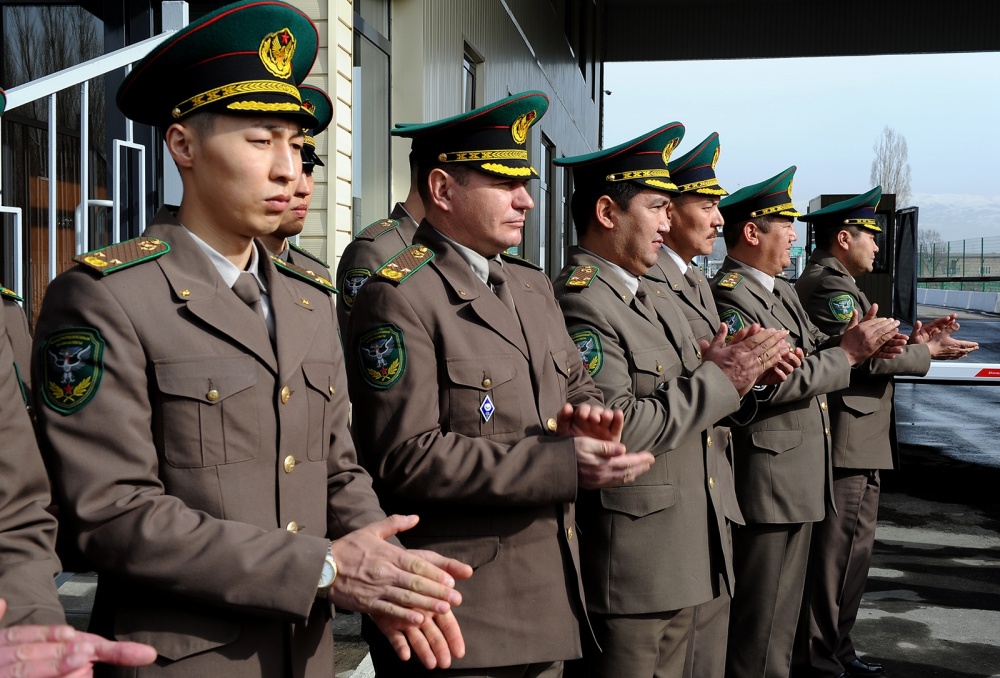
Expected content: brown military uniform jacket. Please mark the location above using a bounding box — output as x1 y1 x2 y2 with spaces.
647 247 745 526
335 203 418 332
554 248 741 614
285 242 332 280
0 302 64 627
345 224 599 669
32 210 388 677
794 250 931 470
3 293 32 399
712 257 851 524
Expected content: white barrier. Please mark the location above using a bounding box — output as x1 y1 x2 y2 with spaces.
917 288 1000 314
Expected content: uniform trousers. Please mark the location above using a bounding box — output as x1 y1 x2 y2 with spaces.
795 469 881 677
585 607 693 678
725 522 813 678
688 591 731 678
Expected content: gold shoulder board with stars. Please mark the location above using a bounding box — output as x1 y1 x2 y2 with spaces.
716 272 743 289
74 237 170 275
1 285 23 302
566 265 600 288
376 245 434 284
288 241 329 268
499 250 542 271
271 256 337 294
356 218 400 241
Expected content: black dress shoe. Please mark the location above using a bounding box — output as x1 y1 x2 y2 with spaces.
846 657 885 675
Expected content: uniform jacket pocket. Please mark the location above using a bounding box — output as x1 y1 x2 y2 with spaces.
113 607 240 661
404 535 500 571
444 356 520 436
599 484 677 518
840 394 881 416
750 430 803 455
302 362 335 461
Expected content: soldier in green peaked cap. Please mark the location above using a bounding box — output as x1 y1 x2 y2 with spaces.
712 168 904 678
32 2 473 676
262 84 334 274
793 186 977 678
554 124 793 678
345 92 657 676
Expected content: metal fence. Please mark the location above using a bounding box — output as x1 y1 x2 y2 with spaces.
918 236 1000 292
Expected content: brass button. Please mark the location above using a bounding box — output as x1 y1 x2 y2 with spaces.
280 386 291 404
459 290 467 296
709 477 716 490
825 427 831 437
482 378 492 388
206 389 220 402
566 526 574 540
329 385 335 396
697 351 702 360
300 298 310 306
283 455 296 474
525 283 532 288
546 418 558 432
286 521 299 533
656 364 663 373
179 289 191 297
707 435 713 447
821 401 828 410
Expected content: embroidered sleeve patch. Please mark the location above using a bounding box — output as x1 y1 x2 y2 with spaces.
341 268 372 310
719 308 746 342
358 324 406 389
570 328 603 377
41 327 106 414
828 293 856 323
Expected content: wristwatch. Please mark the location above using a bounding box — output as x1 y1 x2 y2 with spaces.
317 545 338 599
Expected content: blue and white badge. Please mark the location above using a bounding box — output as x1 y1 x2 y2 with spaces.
480 394 495 422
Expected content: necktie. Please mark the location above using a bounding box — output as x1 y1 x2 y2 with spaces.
487 259 516 315
682 266 702 305
635 280 657 315
233 271 266 324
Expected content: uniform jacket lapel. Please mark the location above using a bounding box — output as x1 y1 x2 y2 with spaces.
262 248 321 382
145 214 278 373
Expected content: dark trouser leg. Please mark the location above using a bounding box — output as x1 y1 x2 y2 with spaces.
587 608 693 678
688 592 730 678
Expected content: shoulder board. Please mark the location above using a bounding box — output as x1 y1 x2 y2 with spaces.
74 237 170 275
376 245 434 284
356 218 400 241
288 241 329 268
716 272 743 289
565 265 600 289
0 285 23 302
499 251 542 271
270 256 338 294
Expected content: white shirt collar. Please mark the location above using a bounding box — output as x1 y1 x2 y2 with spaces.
579 247 639 296
185 229 267 293
434 228 493 285
661 244 690 274
728 255 775 294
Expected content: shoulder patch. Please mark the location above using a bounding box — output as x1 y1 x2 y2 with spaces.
719 308 746 342
288 241 329 268
74 237 170 275
357 218 400 241
499 251 542 271
828 293 856 323
376 245 434 284
41 327 106 415
340 268 372 310
271 256 337 294
566 265 600 288
716 272 743 289
1 285 22 302
570 328 604 377
357 323 406 389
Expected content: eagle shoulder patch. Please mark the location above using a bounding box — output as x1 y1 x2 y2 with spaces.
340 268 372 310
719 308 746 342
828 293 856 323
41 327 106 414
570 328 604 377
74 237 170 275
376 245 434 284
716 272 743 289
358 323 406 389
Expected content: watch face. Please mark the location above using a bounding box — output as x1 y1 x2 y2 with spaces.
319 558 336 587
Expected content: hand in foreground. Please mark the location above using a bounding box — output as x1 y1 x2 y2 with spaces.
909 314 960 344
701 323 791 396
371 609 464 670
575 436 654 489
328 515 471 625
556 402 623 442
758 346 804 385
839 303 900 366
0 599 157 678
926 327 979 360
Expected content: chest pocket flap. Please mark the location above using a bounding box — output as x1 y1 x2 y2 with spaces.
445 356 517 390
632 346 680 378
600 484 676 518
155 357 257 403
302 362 335 401
751 430 803 455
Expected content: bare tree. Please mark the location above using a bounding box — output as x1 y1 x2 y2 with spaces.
918 228 945 277
870 125 912 208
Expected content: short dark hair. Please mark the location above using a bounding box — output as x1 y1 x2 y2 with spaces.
570 180 643 240
416 162 474 203
160 111 216 139
722 215 773 248
814 223 863 249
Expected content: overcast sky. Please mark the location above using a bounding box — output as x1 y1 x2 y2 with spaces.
604 52 1000 244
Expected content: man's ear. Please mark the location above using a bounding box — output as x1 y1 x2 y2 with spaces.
836 229 852 251
594 194 617 232
426 168 453 212
164 123 197 170
743 220 759 246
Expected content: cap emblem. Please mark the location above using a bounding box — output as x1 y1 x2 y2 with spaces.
661 137 680 165
711 145 720 170
259 27 297 79
511 110 536 144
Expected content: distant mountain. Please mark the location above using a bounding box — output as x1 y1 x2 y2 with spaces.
910 193 1000 243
